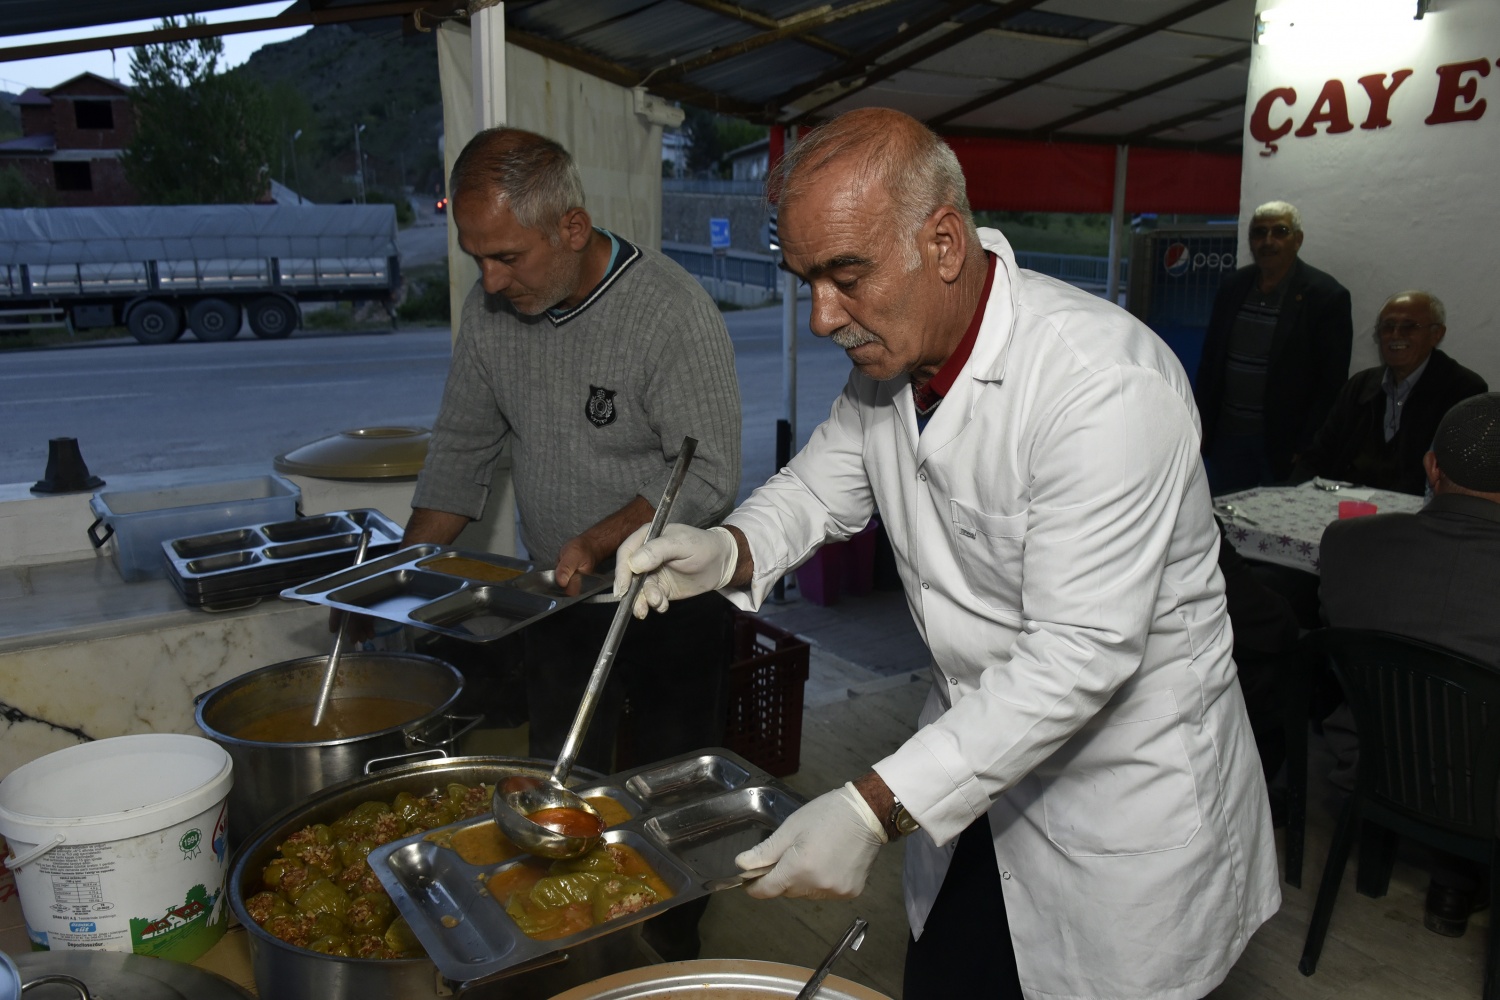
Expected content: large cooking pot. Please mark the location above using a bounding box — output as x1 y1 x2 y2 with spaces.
195 652 479 847
550 959 895 999
230 755 655 1000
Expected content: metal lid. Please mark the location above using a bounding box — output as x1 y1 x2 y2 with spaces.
0 951 19 1000
547 959 894 999
273 426 429 480
11 951 253 1000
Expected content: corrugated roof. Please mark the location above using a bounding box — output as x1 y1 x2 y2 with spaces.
0 0 1253 150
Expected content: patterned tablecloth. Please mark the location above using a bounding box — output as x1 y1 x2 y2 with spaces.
1212 482 1425 575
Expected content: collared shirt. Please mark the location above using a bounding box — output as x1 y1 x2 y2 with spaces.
911 252 997 429
1382 354 1431 442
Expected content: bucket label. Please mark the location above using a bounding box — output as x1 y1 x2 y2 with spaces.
129 883 223 960
9 801 229 961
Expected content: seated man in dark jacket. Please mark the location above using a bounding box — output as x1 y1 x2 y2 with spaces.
1290 290 1486 494
1320 392 1500 935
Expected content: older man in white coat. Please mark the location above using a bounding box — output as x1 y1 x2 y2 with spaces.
615 108 1280 999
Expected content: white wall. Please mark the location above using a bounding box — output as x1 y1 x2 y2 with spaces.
1240 0 1500 382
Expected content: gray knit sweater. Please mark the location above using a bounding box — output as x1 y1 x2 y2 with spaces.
412 236 742 565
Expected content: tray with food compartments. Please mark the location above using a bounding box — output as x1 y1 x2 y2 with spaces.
163 508 405 610
367 749 805 983
280 543 611 642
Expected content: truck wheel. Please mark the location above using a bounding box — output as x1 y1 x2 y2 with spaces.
248 297 297 339
126 300 184 345
187 298 242 342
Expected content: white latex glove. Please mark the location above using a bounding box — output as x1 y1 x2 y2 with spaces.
613 523 738 619
734 782 887 900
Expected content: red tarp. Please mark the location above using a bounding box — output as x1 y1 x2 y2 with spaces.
943 136 1241 215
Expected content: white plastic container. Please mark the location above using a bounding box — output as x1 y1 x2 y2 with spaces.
88 474 300 581
0 734 233 962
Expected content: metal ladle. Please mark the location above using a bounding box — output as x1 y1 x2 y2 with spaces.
795 917 869 1000
311 526 372 728
493 437 698 860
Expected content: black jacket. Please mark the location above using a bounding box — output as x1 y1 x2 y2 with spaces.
1290 348 1488 495
1320 493 1500 668
1195 259 1353 480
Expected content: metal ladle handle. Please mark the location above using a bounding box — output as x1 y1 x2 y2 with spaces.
549 436 697 787
312 526 373 727
795 917 869 1000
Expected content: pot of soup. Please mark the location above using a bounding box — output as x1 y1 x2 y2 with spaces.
230 755 652 1000
195 652 480 848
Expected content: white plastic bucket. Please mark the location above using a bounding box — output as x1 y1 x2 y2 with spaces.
0 734 232 962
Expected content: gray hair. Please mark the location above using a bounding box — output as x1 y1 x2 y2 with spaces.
768 109 975 270
449 127 585 236
1382 289 1447 326
1252 199 1302 233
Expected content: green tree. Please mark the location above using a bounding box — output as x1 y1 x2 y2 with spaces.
123 16 277 204
0 166 52 208
682 107 767 178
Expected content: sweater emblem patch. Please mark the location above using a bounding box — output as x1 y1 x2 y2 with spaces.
586 385 617 427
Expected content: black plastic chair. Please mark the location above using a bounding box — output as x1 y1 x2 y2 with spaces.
1297 628 1500 997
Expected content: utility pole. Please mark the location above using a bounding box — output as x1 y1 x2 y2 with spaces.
354 123 367 204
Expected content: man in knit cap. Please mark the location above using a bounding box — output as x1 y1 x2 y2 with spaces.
1320 391 1500 935
405 128 741 948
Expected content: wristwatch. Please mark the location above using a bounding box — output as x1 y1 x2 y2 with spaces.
886 797 920 838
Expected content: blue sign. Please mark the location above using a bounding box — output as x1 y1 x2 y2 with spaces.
709 217 731 250
70 922 97 933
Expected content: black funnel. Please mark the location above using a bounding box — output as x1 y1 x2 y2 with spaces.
31 437 105 495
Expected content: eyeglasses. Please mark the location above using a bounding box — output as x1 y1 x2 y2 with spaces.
1374 320 1440 336
1248 224 1293 240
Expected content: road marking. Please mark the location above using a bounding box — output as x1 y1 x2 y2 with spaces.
0 393 148 405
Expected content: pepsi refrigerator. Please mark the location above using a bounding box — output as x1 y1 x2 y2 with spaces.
1128 226 1239 387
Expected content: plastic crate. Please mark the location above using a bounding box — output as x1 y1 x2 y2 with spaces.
724 611 811 777
87 475 301 582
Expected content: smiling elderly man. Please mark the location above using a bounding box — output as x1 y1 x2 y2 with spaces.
614 108 1278 1000
1290 290 1488 494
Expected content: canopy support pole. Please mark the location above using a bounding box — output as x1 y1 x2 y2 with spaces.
1106 143 1128 306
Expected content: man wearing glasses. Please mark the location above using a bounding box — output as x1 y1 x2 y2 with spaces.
1195 200 1353 494
1289 291 1487 495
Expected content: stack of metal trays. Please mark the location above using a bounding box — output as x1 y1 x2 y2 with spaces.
281 544 611 642
163 508 404 610
367 749 805 984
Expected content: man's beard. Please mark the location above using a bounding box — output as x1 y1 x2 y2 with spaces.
830 323 879 350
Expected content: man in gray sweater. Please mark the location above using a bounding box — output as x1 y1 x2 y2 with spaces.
408 128 742 841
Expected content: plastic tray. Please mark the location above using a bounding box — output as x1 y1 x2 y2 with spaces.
281 544 611 643
88 474 301 582
162 508 404 609
368 749 803 984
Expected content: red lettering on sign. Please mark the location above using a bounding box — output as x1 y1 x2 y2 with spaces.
1250 87 1297 154
1425 59 1490 124
1294 79 1355 137
1357 70 1414 129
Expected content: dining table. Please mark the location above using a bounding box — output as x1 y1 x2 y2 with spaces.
1211 480 1426 575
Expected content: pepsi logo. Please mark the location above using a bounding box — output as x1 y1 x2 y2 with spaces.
1163 243 1190 277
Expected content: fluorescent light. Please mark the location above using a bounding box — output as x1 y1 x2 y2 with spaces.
1256 0 1427 45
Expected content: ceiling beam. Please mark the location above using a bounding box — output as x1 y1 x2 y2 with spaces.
927 0 1231 128
792 0 1049 120
768 0 975 109
1125 94 1244 141
652 0 899 83
675 0 849 59
1033 45 1248 133
502 26 765 118
938 122 1241 154
0 0 451 64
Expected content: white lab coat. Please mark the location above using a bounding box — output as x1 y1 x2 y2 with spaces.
723 229 1280 1000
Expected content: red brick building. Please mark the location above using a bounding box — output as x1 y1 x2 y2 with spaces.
0 73 136 206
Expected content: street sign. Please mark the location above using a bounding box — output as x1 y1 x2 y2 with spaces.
709 217 731 253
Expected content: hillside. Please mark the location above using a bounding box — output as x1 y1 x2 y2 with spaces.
235 20 443 205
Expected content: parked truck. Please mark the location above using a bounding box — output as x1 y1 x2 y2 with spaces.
0 203 400 344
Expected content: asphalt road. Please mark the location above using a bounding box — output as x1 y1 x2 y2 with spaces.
1 301 854 503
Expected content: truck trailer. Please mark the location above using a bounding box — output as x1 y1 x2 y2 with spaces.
0 203 400 344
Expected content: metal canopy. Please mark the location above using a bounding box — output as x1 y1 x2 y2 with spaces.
1 0 1253 151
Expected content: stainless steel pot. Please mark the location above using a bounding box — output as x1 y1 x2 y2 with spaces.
195 652 479 848
549 959 895 999
230 756 655 1000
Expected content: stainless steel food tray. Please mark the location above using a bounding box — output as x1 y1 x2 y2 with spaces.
163 508 404 609
281 543 612 642
368 749 806 984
